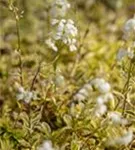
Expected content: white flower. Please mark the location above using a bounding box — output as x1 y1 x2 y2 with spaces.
16 86 36 103
50 0 70 18
124 18 135 34
116 130 133 146
47 19 78 52
79 88 89 97
73 83 93 102
117 48 134 61
91 78 114 117
108 112 128 125
45 38 58 52
96 96 104 105
103 93 114 103
54 19 78 42
69 44 77 51
24 91 34 103
123 17 135 39
16 87 25 100
91 78 105 84
128 51 134 59
98 82 111 93
107 130 133 146
57 19 65 33
69 39 77 51
90 78 105 87
64 19 78 37
96 93 114 106
83 83 93 91
38 140 54 150
51 19 59 25
73 93 86 102
91 78 111 93
94 104 107 117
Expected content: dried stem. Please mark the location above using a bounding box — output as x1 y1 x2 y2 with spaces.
30 61 42 91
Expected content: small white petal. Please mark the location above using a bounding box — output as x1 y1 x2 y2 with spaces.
51 19 59 25
38 140 54 150
74 93 86 102
46 39 58 51
96 96 104 105
124 18 135 33
69 44 77 51
79 89 89 97
95 104 107 117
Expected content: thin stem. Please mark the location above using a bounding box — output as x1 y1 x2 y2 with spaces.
12 7 23 86
16 18 23 86
30 61 42 91
70 26 90 78
16 18 21 51
18 54 23 86
28 102 32 150
122 60 133 116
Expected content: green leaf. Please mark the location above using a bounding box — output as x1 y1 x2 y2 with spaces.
37 122 51 138
71 140 80 150
63 114 72 127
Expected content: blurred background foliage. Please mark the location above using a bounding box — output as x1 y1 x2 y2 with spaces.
0 0 134 94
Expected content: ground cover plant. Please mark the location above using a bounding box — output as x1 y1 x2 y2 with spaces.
0 0 135 150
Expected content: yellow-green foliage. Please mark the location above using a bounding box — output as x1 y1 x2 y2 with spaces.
0 0 135 150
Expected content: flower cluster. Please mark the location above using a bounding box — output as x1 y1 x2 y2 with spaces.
70 81 93 118
90 78 114 117
108 111 128 125
38 140 54 150
73 82 93 102
46 0 78 52
117 17 135 62
72 78 112 104
16 86 37 103
70 78 114 118
106 130 133 147
46 19 78 51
